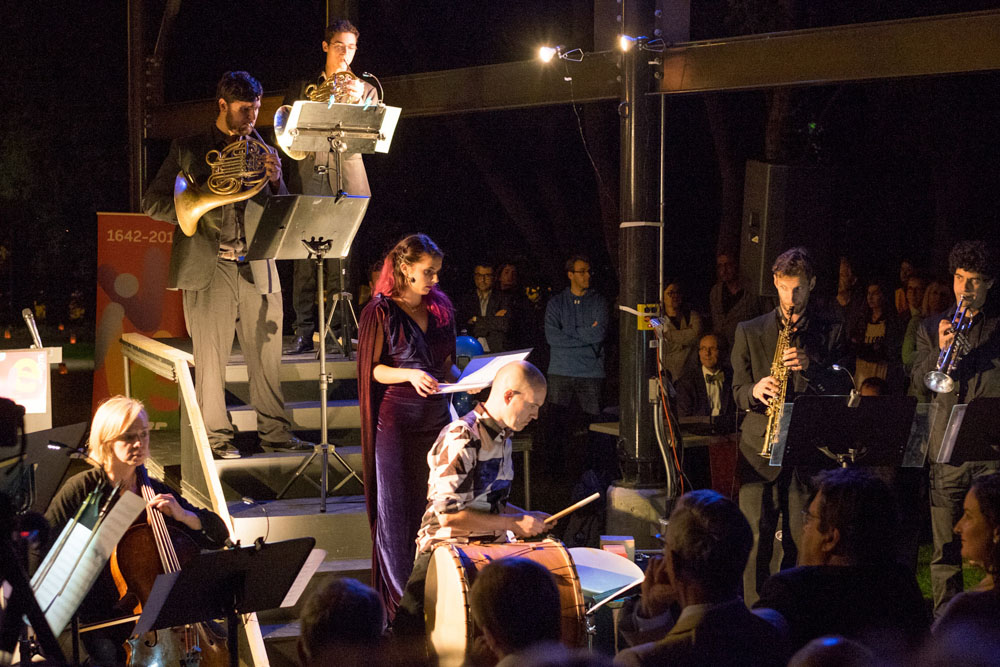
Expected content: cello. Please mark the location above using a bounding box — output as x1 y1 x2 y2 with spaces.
110 466 229 666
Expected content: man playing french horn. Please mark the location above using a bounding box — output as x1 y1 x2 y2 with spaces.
911 240 1000 615
731 247 850 605
142 70 312 460
283 19 379 355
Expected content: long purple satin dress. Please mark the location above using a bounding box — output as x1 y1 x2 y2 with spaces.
357 294 454 618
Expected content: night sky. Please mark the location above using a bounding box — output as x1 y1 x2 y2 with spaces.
4 1 1000 329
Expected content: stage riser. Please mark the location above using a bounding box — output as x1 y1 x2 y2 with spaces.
230 513 371 561
228 400 361 431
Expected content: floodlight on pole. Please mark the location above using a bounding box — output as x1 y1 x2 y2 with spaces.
538 45 585 63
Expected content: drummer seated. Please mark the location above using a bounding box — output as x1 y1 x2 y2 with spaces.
393 361 555 638
615 490 789 667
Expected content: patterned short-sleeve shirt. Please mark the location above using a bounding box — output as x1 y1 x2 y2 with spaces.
415 404 513 554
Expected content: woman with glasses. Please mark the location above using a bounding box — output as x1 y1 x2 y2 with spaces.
42 396 228 665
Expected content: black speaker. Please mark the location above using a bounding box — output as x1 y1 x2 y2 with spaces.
739 160 833 297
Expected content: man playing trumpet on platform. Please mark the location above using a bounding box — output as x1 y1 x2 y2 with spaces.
143 70 311 459
731 247 850 605
284 19 380 355
912 240 1000 615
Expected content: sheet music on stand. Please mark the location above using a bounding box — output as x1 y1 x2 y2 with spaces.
935 397 1000 464
30 490 145 635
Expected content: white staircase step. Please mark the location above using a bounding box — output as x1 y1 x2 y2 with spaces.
229 399 360 431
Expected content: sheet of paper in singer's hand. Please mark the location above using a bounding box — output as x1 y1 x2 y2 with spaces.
435 349 532 394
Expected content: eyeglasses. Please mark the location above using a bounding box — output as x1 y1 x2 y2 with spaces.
330 42 358 51
110 429 150 444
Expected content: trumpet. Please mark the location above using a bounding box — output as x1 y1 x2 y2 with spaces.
274 71 361 161
173 129 274 236
924 294 974 393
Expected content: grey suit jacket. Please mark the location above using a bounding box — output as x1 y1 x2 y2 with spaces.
615 599 789 667
141 126 287 293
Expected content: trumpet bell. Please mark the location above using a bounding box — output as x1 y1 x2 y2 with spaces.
274 104 308 161
924 370 955 394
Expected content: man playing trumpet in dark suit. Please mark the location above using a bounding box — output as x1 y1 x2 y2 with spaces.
143 70 311 459
731 247 850 604
911 240 1000 614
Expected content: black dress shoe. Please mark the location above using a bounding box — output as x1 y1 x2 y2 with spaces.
211 442 241 459
266 435 315 452
284 334 314 355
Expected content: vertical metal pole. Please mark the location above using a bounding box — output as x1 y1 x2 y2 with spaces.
317 256 330 512
126 0 145 212
617 0 661 486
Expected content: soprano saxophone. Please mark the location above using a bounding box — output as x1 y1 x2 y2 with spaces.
761 306 795 458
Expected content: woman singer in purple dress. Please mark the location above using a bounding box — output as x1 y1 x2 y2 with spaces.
357 233 456 619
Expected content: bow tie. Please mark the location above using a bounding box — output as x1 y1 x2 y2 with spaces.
704 372 723 385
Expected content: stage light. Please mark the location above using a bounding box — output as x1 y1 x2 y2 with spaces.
619 35 636 52
620 35 667 53
538 45 585 64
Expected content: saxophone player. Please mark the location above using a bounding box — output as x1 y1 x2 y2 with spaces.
731 247 851 604
911 240 1000 615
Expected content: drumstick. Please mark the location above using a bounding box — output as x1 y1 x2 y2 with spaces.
544 492 600 525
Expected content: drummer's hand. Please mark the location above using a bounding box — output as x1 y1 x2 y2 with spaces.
148 493 201 530
639 555 676 619
511 511 550 538
407 369 439 397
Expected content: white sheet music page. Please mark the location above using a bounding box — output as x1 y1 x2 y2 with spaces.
280 548 328 608
435 349 532 394
30 490 145 635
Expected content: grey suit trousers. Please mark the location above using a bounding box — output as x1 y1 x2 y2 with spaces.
183 259 291 446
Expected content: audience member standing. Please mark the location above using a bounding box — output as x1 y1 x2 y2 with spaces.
901 274 929 382
849 280 904 391
458 263 513 353
829 256 864 326
659 282 703 382
543 255 608 476
709 251 764 358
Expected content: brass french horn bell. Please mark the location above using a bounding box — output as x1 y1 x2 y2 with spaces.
274 71 360 161
173 133 272 237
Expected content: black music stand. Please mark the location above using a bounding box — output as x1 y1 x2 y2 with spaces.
935 397 1000 465
772 395 918 468
133 538 316 667
246 194 367 511
276 100 398 357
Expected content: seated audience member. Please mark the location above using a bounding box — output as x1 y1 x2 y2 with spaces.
788 636 874 667
469 557 570 666
675 333 733 419
659 281 703 382
754 468 929 655
615 490 789 667
931 472 1000 634
297 578 385 666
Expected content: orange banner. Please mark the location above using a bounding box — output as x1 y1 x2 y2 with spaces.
93 213 186 427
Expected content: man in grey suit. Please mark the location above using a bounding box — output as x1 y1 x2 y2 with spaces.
284 19 379 355
143 71 310 459
615 489 789 667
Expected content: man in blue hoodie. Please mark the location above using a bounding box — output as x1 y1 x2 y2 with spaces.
543 255 608 474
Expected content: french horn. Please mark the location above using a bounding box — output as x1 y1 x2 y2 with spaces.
173 131 273 236
274 71 360 161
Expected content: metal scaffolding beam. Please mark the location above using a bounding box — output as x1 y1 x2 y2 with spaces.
659 9 1000 94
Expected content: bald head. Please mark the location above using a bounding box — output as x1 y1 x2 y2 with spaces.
485 361 546 432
